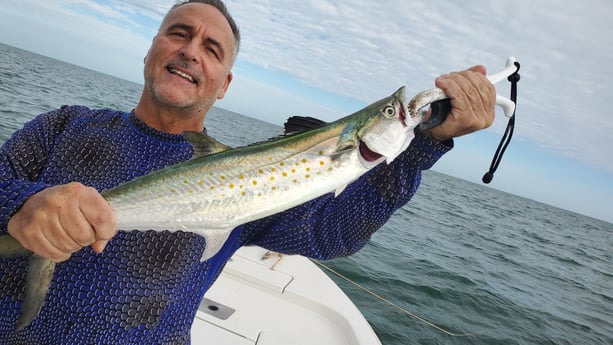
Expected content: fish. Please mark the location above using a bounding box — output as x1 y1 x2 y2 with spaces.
0 85 431 331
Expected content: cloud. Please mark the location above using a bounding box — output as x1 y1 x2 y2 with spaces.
1 0 612 176
222 0 613 174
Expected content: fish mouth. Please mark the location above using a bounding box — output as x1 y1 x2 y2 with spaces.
167 66 198 84
359 140 383 162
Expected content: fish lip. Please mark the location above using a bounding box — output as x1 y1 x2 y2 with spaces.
167 65 199 85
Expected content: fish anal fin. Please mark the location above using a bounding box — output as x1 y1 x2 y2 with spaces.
199 228 234 262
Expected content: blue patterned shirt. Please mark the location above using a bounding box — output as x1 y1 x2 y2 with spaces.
0 105 450 344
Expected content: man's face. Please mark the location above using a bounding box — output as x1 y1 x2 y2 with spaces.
143 3 235 113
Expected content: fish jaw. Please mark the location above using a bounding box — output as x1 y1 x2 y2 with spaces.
358 86 414 166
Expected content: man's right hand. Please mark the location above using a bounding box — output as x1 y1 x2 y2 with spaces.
7 182 117 262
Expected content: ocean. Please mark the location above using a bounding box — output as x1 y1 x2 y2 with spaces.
1 42 611 345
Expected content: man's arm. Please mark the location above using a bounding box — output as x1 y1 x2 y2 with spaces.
240 131 450 259
0 108 116 261
240 66 496 259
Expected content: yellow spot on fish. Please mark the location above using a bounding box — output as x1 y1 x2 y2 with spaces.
282 172 288 177
220 175 226 180
199 180 204 185
271 168 277 173
184 180 189 184
171 189 176 193
258 169 264 174
189 190 194 194
252 180 258 185
270 176 275 181
305 174 311 179
306 167 311 172
272 186 277 191
268 157 273 161
229 184 235 189
280 162 285 167
318 150 324 155
320 161 325 166
239 175 245 180
242 191 246 196
293 179 298 183
291 169 296 174
302 158 307 164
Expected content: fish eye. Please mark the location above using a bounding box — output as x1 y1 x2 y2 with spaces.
381 105 396 118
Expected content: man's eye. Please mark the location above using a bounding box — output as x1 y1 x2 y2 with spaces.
208 48 219 59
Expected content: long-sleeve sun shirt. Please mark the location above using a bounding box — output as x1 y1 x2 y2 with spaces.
0 105 451 344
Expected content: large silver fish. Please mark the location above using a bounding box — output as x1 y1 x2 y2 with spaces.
0 85 422 331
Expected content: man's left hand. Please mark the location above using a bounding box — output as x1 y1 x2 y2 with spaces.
426 65 496 142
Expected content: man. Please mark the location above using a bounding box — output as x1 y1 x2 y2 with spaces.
0 0 495 343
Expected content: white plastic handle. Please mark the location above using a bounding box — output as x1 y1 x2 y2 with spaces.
489 57 518 117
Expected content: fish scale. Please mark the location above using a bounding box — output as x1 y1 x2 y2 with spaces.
108 136 360 236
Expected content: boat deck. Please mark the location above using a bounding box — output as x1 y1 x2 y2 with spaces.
191 246 381 344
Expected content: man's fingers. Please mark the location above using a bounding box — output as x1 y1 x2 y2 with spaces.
91 240 109 254
78 186 117 251
6 183 118 261
429 66 497 141
29 229 72 262
468 64 486 75
46 216 83 253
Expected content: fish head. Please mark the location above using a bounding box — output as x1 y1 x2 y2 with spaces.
357 86 416 167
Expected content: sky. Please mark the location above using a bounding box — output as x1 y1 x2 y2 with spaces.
0 0 611 223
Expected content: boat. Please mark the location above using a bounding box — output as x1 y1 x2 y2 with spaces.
191 245 382 344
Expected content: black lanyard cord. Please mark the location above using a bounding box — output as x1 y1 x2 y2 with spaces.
482 61 521 184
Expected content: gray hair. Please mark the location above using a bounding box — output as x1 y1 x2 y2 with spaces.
164 0 241 58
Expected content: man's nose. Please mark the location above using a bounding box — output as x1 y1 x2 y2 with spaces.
179 40 199 62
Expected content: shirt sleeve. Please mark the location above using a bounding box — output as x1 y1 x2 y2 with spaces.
239 132 453 260
0 107 74 235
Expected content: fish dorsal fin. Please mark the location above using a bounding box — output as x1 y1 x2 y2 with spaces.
183 131 232 159
284 116 327 135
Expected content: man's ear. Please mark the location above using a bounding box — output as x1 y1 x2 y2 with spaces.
216 71 233 100
144 37 155 63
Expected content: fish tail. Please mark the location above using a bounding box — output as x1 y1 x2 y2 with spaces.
15 255 56 331
0 235 30 258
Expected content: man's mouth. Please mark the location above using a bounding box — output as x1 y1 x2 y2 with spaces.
167 67 196 84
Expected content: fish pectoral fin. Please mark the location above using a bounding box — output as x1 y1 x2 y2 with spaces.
16 255 56 331
183 131 231 159
0 235 31 258
199 228 234 262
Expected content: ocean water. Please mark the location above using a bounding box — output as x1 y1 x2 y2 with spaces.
1 43 611 345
